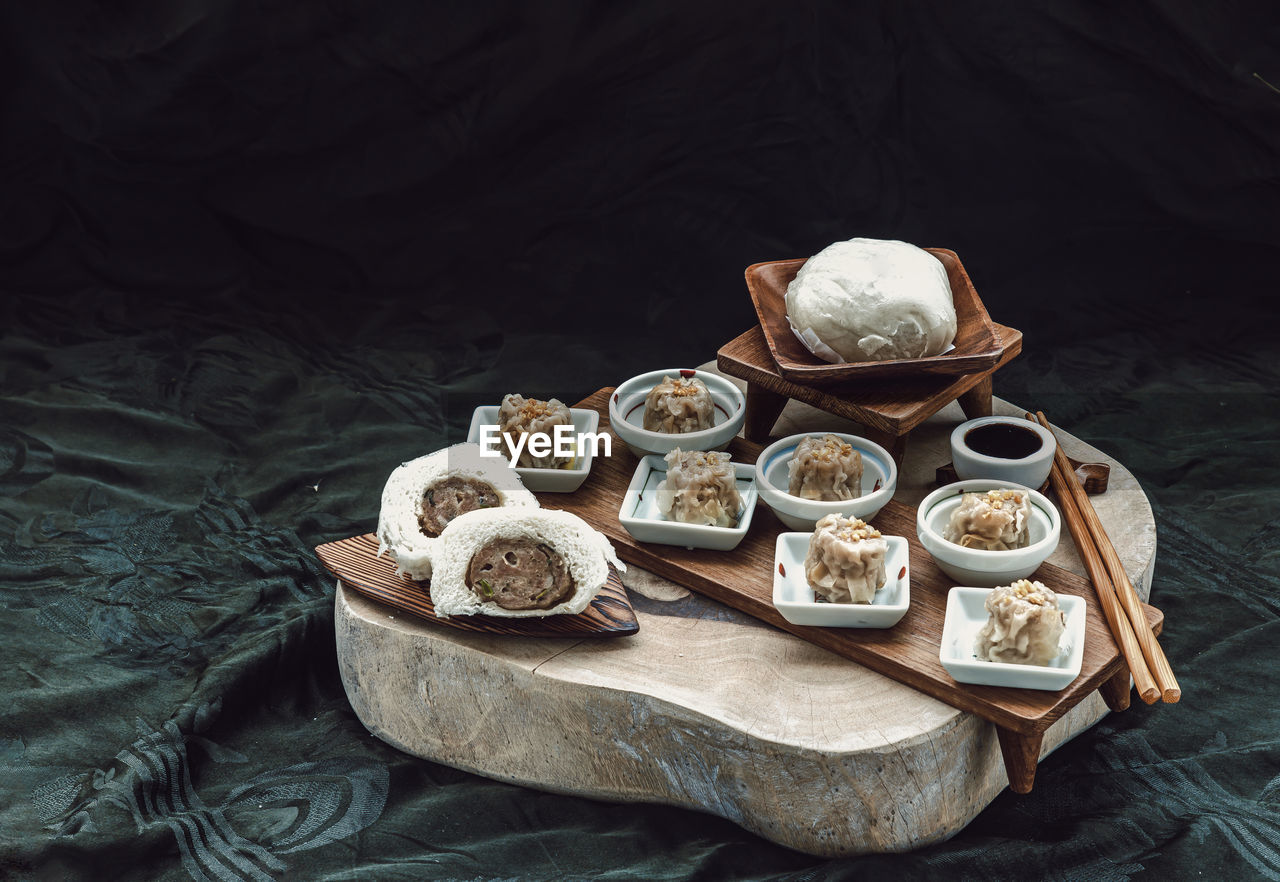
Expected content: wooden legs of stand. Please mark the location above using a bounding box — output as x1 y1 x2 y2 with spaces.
957 376 993 420
742 384 789 443
741 382 911 470
999 671 1130 794
997 727 1044 795
1100 669 1133 712
736 370 1010 471
861 428 909 472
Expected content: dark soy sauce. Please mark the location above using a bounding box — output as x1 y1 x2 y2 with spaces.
965 423 1043 460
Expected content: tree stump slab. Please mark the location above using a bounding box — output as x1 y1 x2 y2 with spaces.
334 386 1157 857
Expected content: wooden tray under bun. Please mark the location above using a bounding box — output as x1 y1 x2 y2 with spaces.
746 248 1005 385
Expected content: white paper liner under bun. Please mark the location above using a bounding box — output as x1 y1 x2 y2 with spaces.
376 442 539 581
429 508 625 618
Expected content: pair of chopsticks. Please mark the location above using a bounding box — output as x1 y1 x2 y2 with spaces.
1026 411 1180 705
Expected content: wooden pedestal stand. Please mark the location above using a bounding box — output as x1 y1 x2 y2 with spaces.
717 324 1024 467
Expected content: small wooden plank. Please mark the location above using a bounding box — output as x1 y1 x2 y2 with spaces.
546 389 1163 737
717 324 1024 437
745 249 1004 383
315 534 637 638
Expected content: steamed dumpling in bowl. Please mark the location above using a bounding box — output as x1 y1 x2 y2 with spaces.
943 488 1031 551
643 375 715 434
788 434 863 501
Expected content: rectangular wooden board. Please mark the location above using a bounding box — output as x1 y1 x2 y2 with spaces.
544 389 1163 736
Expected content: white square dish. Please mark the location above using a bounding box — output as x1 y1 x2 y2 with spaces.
466 405 600 493
771 532 910 628
939 586 1086 690
618 454 757 551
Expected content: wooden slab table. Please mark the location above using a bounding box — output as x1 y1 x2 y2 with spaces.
334 373 1158 857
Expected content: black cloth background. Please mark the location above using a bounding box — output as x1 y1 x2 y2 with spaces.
2 2 1279 879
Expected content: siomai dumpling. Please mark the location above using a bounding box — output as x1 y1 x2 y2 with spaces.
804 513 887 604
943 488 1031 550
643 375 715 434
655 448 742 528
788 434 863 500
498 394 574 469
974 579 1066 665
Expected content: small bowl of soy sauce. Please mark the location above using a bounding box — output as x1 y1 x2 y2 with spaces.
950 416 1057 489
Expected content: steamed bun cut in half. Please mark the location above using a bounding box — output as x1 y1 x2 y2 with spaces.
429 508 625 618
784 238 957 363
975 579 1066 665
498 394 574 469
643 375 715 434
804 513 887 604
787 434 863 501
376 442 539 581
943 488 1031 551
656 448 742 528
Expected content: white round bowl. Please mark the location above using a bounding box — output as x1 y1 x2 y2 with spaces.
916 479 1061 588
950 416 1056 489
608 369 747 458
754 432 898 531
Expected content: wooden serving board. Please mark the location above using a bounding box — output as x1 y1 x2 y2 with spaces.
545 389 1163 790
315 535 637 638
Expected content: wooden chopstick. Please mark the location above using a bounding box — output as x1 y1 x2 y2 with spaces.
1024 413 1161 705
1032 411 1181 703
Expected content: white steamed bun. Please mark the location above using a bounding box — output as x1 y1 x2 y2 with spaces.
784 237 957 363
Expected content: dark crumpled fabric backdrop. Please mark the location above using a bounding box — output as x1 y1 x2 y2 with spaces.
2 2 1279 879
